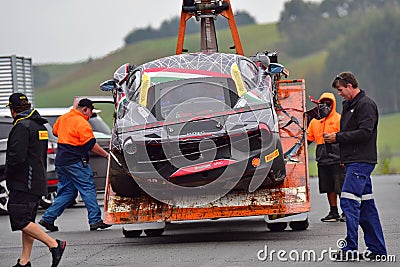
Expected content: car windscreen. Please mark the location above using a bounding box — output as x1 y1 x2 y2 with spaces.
149 77 239 120
89 114 111 135
44 116 58 127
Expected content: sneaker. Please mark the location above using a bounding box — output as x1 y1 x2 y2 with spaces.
321 213 340 222
39 219 59 232
13 259 31 267
339 213 346 222
50 239 66 267
89 220 111 231
332 250 360 261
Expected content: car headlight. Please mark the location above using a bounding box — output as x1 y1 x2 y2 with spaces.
123 138 137 155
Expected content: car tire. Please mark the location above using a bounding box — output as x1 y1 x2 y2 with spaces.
267 222 287 232
40 191 57 209
0 179 9 215
268 141 286 184
289 219 309 231
110 167 144 198
122 227 142 238
144 228 164 237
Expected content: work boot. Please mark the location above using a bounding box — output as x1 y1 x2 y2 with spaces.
13 259 31 267
89 220 111 231
321 212 340 222
50 239 66 267
39 219 59 232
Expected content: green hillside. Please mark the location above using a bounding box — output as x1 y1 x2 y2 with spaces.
33 22 400 174
308 113 400 176
35 23 282 107
35 23 285 127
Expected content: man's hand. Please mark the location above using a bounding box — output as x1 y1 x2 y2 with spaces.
323 132 337 143
91 143 109 158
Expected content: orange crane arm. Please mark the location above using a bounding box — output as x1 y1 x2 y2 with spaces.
176 0 244 55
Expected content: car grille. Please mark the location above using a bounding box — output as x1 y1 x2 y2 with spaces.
132 127 265 179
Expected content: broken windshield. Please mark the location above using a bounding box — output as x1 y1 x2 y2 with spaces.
148 77 239 120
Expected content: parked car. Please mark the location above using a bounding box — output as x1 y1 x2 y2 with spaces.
0 109 58 213
0 100 112 214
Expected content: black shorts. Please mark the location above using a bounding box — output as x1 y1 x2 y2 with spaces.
8 190 40 231
318 164 345 194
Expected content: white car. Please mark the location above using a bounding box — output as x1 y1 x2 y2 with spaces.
0 99 112 213
0 108 58 213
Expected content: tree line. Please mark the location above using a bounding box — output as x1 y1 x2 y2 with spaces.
33 0 400 114
124 11 255 46
278 0 400 114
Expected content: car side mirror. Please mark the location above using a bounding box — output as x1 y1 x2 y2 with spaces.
250 53 270 70
268 63 289 78
100 80 117 91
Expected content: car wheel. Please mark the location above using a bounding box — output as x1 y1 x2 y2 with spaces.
110 173 144 197
289 219 309 231
268 141 286 184
122 227 142 238
144 228 164 237
267 222 287 232
40 191 57 209
0 179 9 215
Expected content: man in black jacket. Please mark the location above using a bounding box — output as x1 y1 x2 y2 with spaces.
5 93 66 267
324 72 387 261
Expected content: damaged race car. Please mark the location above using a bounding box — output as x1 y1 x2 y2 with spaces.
101 51 288 199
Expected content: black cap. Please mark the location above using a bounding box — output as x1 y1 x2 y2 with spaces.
77 98 94 109
6 93 30 107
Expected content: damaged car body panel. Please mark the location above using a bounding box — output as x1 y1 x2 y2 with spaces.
105 53 286 204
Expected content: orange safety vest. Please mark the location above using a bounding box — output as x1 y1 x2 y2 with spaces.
53 109 94 146
307 92 341 145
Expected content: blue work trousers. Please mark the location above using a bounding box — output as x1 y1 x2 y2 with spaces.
340 163 387 255
41 161 102 225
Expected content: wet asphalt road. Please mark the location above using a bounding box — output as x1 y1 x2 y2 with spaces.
0 175 399 267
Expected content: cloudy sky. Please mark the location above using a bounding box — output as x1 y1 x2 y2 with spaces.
0 0 320 64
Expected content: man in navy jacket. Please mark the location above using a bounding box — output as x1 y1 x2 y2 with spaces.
324 72 387 261
6 93 66 267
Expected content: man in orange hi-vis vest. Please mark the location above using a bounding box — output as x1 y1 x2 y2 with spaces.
39 98 111 232
307 92 345 222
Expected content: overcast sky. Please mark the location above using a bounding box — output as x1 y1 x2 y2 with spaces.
0 0 320 64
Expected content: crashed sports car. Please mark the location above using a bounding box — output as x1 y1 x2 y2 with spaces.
101 51 287 198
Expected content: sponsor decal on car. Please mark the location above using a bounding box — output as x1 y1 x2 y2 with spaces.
231 63 247 97
265 149 279 163
252 157 261 167
139 73 150 106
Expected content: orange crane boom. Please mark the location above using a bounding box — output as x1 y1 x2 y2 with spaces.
176 0 244 55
